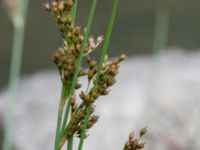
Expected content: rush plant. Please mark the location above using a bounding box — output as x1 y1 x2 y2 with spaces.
43 0 147 150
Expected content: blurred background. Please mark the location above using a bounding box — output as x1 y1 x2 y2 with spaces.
1 0 200 89
1 0 200 150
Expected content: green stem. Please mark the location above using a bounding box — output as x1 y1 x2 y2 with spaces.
71 0 78 24
66 1 78 150
59 0 98 148
67 137 73 150
153 6 169 54
54 85 70 150
3 1 29 150
78 0 119 150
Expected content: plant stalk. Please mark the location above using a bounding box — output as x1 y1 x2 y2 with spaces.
78 0 119 150
3 1 29 150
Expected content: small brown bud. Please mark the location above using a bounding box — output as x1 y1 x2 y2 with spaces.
66 0 73 7
119 54 127 62
124 141 130 149
79 91 90 102
140 127 147 137
70 95 76 105
73 26 80 35
58 1 65 11
129 132 135 140
87 70 94 80
107 78 116 86
79 35 84 42
136 143 145 149
66 15 72 24
99 89 109 95
52 51 60 64
89 60 97 69
76 44 81 52
61 56 67 63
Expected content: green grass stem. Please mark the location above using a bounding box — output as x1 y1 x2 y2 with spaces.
54 85 70 150
77 0 119 150
71 0 78 24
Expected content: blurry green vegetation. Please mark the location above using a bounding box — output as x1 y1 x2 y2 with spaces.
1 0 200 88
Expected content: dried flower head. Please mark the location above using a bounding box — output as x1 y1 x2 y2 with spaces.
123 128 147 150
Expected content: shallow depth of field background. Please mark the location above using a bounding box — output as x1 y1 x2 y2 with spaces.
1 0 200 89
1 0 200 150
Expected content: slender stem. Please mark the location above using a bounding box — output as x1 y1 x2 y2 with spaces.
78 0 119 150
71 0 78 24
66 1 78 150
86 80 91 93
3 1 29 150
153 6 169 54
59 0 98 149
54 85 70 150
67 137 73 150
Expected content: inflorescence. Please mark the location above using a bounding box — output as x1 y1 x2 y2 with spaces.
43 0 146 149
123 128 147 150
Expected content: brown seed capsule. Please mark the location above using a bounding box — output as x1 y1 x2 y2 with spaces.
61 56 67 63
76 44 81 52
140 127 147 137
58 1 65 11
70 95 76 105
136 143 145 149
79 35 84 42
119 54 127 62
66 0 73 7
100 89 109 95
73 26 81 35
124 141 130 149
89 60 97 69
66 15 72 24
129 132 135 140
87 70 94 80
107 78 116 86
52 51 60 64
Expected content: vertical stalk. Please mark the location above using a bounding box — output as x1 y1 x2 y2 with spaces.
60 0 98 144
78 0 119 150
54 85 70 150
54 2 79 149
67 2 78 149
71 0 78 23
153 6 169 54
3 1 29 150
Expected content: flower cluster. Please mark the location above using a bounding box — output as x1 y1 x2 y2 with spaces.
58 54 126 148
43 0 127 149
123 128 147 150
